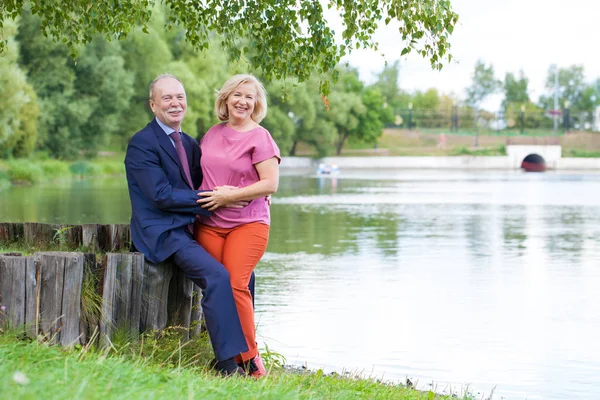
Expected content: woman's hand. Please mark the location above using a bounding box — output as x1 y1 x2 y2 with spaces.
197 185 247 211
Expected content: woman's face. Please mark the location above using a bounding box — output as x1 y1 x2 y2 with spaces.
226 82 257 124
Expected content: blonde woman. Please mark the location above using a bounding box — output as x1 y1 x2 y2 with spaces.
195 74 280 378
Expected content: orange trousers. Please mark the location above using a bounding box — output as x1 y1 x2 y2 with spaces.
195 222 269 362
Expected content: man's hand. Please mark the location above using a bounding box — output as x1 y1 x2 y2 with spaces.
197 185 249 210
224 200 249 209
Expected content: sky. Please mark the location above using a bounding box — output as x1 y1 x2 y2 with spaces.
336 0 600 110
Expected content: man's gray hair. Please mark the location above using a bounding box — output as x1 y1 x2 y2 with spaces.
149 74 183 100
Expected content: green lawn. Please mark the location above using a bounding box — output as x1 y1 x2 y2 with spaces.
0 332 471 400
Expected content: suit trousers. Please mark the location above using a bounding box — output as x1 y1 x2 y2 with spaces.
172 233 248 361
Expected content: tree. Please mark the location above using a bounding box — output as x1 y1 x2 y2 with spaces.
17 11 134 158
262 80 316 156
0 1 459 93
465 60 500 145
0 19 39 158
538 65 597 129
502 70 529 111
539 65 586 111
372 60 402 110
466 60 500 109
411 88 441 128
355 87 393 144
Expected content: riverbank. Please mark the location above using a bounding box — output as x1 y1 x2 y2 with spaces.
0 158 125 188
4 141 600 190
0 332 470 400
281 155 600 170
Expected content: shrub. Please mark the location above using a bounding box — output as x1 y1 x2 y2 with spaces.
69 161 93 177
6 160 43 184
40 160 71 180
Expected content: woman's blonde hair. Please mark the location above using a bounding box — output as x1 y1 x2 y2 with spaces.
215 74 267 123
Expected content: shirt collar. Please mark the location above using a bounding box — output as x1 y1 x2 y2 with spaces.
155 117 180 136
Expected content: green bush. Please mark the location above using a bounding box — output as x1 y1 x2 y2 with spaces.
69 161 94 177
91 160 125 175
0 171 10 191
40 159 71 180
6 160 44 184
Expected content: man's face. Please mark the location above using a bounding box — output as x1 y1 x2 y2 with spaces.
149 77 187 130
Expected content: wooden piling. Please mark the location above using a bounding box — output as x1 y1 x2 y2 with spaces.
36 252 84 346
140 260 173 332
167 268 195 340
0 222 24 244
24 223 56 249
0 222 207 347
100 252 144 345
0 255 26 328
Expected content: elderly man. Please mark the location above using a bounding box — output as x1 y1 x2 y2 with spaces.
124 74 247 376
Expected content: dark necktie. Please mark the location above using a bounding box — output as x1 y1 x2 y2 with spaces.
170 131 194 188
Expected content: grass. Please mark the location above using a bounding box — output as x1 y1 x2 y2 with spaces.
0 331 470 400
448 144 506 156
562 148 600 158
417 128 566 137
299 129 600 158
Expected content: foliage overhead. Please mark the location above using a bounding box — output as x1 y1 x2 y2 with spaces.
0 0 459 93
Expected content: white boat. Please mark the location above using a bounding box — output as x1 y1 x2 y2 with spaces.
316 163 340 176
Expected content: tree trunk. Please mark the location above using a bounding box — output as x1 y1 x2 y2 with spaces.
336 133 349 155
289 140 298 156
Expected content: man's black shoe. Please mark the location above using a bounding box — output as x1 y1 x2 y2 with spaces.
216 358 246 377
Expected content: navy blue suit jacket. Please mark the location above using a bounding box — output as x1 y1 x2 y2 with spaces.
124 119 210 263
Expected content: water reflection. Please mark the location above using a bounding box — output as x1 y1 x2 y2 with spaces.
260 170 600 400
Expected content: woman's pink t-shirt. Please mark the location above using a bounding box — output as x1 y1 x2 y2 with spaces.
199 123 280 228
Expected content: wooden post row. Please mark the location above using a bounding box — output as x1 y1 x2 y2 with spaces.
0 251 203 347
0 222 131 252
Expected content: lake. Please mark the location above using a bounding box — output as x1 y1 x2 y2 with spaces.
2 169 600 400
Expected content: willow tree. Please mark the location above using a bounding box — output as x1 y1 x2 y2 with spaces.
0 1 458 93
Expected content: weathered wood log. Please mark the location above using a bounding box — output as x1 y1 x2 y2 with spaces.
100 252 144 346
56 224 82 248
24 223 56 249
0 222 24 244
0 255 24 327
37 252 84 346
82 224 111 252
0 255 37 335
167 268 195 340
140 260 173 332
110 224 131 252
25 256 38 338
79 253 102 345
189 285 204 338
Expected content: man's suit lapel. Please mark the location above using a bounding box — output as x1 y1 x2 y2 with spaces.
151 120 194 189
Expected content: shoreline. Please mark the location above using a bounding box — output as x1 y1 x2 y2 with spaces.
281 155 600 170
